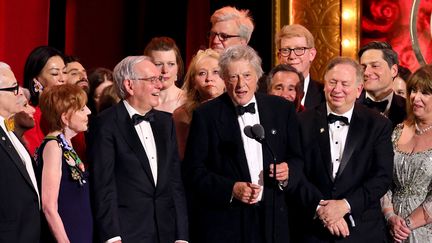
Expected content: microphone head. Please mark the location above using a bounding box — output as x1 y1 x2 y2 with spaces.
252 124 265 141
243 125 254 139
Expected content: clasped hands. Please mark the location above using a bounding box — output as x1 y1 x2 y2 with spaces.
233 162 288 204
387 214 411 243
317 199 351 238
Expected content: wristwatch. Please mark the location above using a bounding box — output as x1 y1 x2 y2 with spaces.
405 217 414 230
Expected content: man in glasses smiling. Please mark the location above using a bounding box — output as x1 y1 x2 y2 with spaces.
208 6 254 53
275 24 325 109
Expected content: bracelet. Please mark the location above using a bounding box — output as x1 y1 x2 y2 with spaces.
405 217 414 230
384 211 396 221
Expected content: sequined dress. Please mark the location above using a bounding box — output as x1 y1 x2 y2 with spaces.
382 124 432 243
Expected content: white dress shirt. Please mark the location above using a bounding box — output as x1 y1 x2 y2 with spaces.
326 104 354 178
301 74 311 106
237 96 264 201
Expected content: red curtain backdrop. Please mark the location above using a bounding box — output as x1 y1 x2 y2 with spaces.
0 0 50 85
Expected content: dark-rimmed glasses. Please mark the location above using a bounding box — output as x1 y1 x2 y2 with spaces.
279 47 311 57
134 76 163 85
207 31 240 42
0 84 19 95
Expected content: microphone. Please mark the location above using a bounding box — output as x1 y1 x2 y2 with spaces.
243 124 265 142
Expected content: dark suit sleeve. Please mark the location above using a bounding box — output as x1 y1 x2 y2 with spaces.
345 119 394 217
89 116 121 241
168 118 189 241
183 110 236 206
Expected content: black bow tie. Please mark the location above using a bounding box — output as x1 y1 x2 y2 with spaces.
132 111 154 125
364 97 389 112
236 103 256 115
327 113 349 125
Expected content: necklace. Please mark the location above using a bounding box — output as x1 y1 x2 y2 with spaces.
414 122 432 135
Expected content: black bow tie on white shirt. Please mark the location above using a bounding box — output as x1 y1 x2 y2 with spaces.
364 97 389 112
327 113 349 125
132 111 154 125
236 103 256 115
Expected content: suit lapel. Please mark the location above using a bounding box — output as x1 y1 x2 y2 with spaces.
150 111 166 189
0 128 35 189
316 105 334 181
256 94 273 168
336 105 363 179
217 94 251 181
115 103 156 187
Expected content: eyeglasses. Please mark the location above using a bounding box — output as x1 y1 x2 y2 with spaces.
0 84 19 96
279 47 311 57
227 73 255 83
207 31 240 42
134 76 163 85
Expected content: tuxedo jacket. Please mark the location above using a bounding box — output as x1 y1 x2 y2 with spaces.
304 78 325 110
295 103 394 242
0 127 40 242
183 93 303 243
89 102 188 243
357 91 406 128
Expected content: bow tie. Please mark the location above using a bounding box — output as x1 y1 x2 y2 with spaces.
364 97 389 112
327 113 349 125
4 117 15 132
236 103 256 115
132 111 154 125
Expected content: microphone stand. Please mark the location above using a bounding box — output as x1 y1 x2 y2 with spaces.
261 140 277 243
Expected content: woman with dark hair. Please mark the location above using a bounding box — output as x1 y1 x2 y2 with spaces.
23 46 65 155
37 84 92 243
144 36 186 113
87 67 113 114
381 64 432 243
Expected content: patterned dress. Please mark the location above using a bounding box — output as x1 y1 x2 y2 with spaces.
382 124 432 243
37 134 93 243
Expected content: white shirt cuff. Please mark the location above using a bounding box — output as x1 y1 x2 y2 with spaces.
106 236 121 243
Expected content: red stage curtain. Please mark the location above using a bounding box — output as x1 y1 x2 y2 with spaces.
0 0 50 84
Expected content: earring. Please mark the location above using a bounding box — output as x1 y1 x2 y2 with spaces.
33 78 44 93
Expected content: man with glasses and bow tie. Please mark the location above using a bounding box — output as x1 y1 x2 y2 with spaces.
357 41 406 128
295 57 393 242
89 56 188 243
0 62 41 242
208 6 254 54
183 45 303 243
274 24 325 109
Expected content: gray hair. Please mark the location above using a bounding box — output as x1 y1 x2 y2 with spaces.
0 62 11 70
324 57 364 84
211 6 254 43
113 56 152 99
219 45 263 80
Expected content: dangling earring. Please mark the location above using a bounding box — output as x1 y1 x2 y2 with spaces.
33 78 44 93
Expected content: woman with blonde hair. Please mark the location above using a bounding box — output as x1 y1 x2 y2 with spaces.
173 49 225 159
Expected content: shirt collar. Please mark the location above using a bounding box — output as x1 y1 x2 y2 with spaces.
123 100 152 119
326 103 354 123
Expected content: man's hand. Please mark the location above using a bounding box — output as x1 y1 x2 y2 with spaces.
269 162 288 181
388 215 411 242
317 200 350 225
232 182 261 204
325 218 350 238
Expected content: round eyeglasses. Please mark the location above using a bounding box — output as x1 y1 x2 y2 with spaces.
279 47 311 57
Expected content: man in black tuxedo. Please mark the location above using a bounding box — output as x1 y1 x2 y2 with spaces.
296 57 394 242
275 24 325 109
0 62 40 242
357 41 406 128
183 45 303 243
89 56 188 243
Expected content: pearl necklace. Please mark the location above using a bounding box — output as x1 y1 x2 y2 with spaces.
415 122 432 135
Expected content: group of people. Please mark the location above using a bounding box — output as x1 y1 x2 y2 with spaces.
1 5 431 243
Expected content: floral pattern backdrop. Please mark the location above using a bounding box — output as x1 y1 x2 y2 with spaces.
361 0 432 72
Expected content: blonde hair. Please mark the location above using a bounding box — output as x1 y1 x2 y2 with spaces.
276 24 315 50
181 49 220 120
